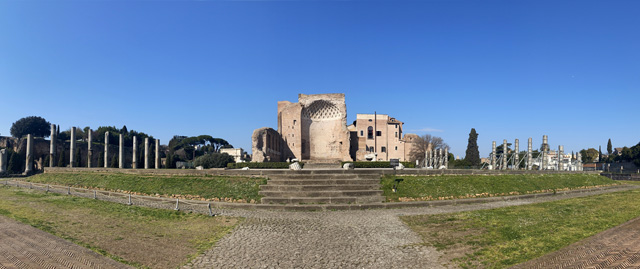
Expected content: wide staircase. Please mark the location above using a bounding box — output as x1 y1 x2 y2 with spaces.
259 171 384 204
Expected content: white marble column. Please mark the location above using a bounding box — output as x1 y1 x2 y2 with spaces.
144 137 149 169
70 127 76 167
49 124 56 168
119 134 124 168
0 149 7 174
25 134 33 174
132 136 137 169
87 129 92 167
104 131 109 168
155 139 160 169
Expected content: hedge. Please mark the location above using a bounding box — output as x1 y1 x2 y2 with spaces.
227 162 305 169
340 161 416 168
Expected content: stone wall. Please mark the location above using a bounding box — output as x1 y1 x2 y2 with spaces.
251 128 286 162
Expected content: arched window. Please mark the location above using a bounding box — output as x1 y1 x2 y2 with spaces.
367 126 373 139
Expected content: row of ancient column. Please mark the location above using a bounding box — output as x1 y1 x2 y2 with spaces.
424 148 448 169
489 135 581 170
49 124 160 169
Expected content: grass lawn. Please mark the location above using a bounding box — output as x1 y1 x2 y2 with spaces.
0 186 240 268
382 174 618 202
24 172 267 203
401 187 640 268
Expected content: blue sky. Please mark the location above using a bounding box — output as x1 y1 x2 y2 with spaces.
1 0 638 158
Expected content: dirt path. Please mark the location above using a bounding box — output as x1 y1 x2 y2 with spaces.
512 216 640 268
0 215 131 269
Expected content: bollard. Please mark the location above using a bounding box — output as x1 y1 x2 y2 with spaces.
46 185 49 193
174 199 180 211
94 190 97 199
208 203 214 217
29 183 32 189
67 186 71 195
127 193 132 206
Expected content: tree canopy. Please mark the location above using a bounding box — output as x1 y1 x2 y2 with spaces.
408 134 449 162
580 148 599 163
10 116 51 138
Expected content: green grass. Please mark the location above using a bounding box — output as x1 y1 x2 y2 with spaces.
401 188 640 268
382 174 618 202
25 172 267 203
0 186 240 268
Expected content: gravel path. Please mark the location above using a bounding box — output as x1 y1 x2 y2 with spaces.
185 185 640 268
0 215 131 269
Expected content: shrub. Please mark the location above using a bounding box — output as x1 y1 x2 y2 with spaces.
340 161 416 168
227 162 305 169
193 153 235 169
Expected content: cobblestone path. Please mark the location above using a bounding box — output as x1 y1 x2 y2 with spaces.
0 215 131 269
185 186 639 268
512 216 640 268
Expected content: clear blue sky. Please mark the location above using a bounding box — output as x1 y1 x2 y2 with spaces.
1 0 638 158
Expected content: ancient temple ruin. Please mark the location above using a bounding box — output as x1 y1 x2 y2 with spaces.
251 93 417 162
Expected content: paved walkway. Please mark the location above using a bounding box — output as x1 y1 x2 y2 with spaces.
184 185 640 268
2 181 638 268
0 215 130 269
512 216 640 268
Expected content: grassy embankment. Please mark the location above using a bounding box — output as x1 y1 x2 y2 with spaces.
24 172 267 203
381 174 618 202
0 186 240 268
402 186 640 268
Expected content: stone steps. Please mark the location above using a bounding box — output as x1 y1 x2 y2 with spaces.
265 179 380 186
259 190 384 198
268 174 379 180
260 184 381 191
261 196 383 204
260 173 384 204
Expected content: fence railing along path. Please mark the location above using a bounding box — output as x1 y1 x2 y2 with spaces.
1 179 223 216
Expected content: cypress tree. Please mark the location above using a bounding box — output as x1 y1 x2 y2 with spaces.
110 153 118 168
98 151 104 167
7 151 22 174
607 139 613 155
57 150 65 167
464 128 480 166
598 146 602 162
73 149 81 167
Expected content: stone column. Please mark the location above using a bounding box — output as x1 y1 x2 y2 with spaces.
87 129 92 167
490 141 496 170
155 139 160 169
132 136 137 169
513 139 519 170
25 134 33 174
527 137 532 170
104 131 109 168
70 127 76 168
49 124 56 168
0 149 7 174
541 135 548 170
444 148 449 169
438 148 443 168
144 137 149 169
502 139 508 170
119 134 124 169
558 145 564 171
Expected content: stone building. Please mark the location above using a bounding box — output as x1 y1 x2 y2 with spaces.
252 93 417 162
348 114 418 162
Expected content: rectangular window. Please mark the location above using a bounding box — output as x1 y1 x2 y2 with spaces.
395 125 398 129
360 130 363 136
381 147 386 153
395 146 398 150
293 120 296 125
395 132 398 138
376 131 382 136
